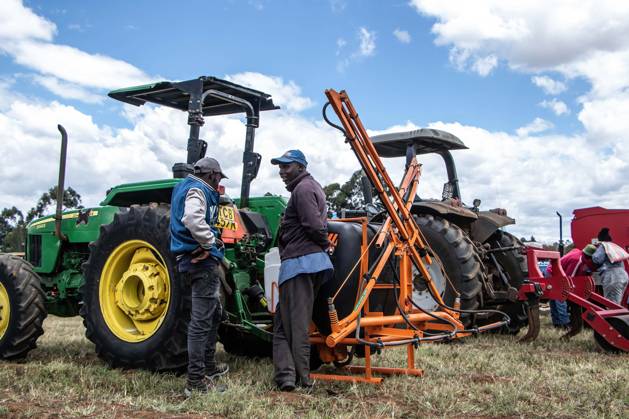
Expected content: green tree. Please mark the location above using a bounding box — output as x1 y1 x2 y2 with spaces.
323 170 376 214
0 207 26 252
26 186 83 223
0 186 83 252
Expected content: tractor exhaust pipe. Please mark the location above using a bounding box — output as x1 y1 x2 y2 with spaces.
55 124 68 242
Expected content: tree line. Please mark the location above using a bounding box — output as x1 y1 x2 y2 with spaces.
0 187 82 252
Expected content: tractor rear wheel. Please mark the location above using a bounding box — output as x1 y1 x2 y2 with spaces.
81 205 190 371
413 214 484 326
219 324 272 357
0 254 47 359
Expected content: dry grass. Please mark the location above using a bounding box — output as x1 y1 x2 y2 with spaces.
0 313 627 418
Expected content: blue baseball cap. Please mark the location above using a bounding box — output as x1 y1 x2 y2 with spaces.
270 149 308 167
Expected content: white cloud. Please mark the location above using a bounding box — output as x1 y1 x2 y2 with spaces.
393 29 411 44
0 0 153 104
225 72 314 113
358 27 376 57
408 0 629 241
336 28 377 72
578 92 629 146
361 118 628 242
336 38 347 56
6 40 151 90
2 71 625 243
471 55 498 76
424 121 629 242
539 99 569 116
248 0 265 11
532 75 567 95
0 74 357 216
516 117 553 137
32 76 103 104
329 0 347 13
0 0 56 43
411 1 629 71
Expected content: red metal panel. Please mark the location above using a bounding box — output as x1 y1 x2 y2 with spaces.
571 206 629 273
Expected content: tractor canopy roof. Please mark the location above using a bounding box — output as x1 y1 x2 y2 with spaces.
371 128 467 157
108 76 279 116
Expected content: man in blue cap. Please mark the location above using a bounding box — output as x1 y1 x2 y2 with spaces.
270 149 333 392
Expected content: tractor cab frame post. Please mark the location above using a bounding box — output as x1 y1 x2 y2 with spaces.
173 79 262 208
438 150 461 200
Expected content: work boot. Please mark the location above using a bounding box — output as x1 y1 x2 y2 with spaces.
278 381 296 392
184 377 227 397
205 363 229 381
297 376 315 393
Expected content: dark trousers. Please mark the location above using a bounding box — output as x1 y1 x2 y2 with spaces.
185 264 222 386
273 271 325 387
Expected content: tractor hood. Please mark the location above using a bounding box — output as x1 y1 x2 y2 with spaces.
371 129 467 157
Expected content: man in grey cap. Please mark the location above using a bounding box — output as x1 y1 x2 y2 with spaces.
270 149 333 392
170 157 229 396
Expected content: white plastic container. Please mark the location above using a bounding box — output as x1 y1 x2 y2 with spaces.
264 247 281 313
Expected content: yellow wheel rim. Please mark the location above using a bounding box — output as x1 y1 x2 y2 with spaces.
0 281 10 339
99 240 171 343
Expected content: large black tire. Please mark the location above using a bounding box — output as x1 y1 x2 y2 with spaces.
414 214 484 326
0 254 47 359
218 323 272 357
81 206 190 371
483 231 528 334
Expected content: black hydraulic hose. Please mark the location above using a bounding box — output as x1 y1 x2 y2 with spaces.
388 258 460 340
405 245 511 332
422 275 511 334
322 102 347 136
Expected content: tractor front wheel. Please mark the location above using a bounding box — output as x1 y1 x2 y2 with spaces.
81 206 190 371
0 254 47 359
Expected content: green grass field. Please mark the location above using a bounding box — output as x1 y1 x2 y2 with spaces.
0 314 627 418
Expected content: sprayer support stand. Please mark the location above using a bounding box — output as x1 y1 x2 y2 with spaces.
310 331 423 384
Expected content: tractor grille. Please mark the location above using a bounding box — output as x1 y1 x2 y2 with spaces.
28 234 42 267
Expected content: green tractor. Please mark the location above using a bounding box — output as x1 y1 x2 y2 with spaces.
0 77 287 369
0 77 525 371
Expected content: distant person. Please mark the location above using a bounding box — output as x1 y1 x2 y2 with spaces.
170 157 229 396
592 228 629 304
546 244 597 327
270 149 333 392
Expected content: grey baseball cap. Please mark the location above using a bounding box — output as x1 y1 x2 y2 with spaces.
194 157 228 179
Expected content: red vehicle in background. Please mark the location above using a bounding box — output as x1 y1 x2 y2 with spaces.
571 206 629 307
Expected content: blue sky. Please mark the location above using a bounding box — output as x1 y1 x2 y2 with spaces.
10 0 585 132
1 0 628 241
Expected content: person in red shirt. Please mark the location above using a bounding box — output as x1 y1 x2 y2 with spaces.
545 245 596 327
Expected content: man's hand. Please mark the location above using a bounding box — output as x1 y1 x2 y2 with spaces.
191 248 210 264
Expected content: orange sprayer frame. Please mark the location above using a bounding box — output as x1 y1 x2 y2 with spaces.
309 90 470 384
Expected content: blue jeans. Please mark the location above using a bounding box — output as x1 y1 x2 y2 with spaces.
549 300 569 326
183 262 222 387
